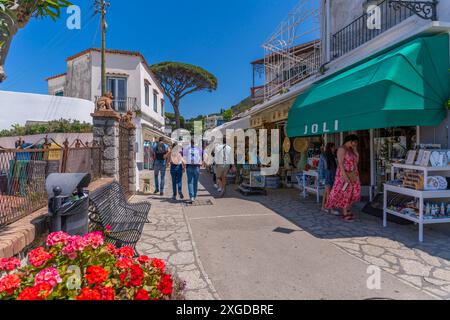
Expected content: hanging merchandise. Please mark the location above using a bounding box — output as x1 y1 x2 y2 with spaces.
293 138 308 153
283 137 291 153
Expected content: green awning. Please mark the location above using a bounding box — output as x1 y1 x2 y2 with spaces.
287 34 450 137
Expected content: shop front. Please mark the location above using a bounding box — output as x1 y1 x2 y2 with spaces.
250 98 295 189
142 126 166 170
285 33 450 203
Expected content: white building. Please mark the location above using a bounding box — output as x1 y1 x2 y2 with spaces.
46 48 167 174
205 115 224 130
0 90 94 130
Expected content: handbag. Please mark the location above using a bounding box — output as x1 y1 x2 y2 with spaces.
346 171 358 183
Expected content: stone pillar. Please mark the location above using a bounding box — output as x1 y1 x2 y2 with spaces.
128 126 137 193
91 110 121 181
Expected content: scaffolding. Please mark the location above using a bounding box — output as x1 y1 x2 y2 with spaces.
262 0 322 101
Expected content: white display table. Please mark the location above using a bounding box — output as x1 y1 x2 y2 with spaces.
391 163 450 182
383 182 450 242
297 170 323 203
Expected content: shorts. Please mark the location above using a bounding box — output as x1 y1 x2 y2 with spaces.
215 165 231 178
324 170 336 187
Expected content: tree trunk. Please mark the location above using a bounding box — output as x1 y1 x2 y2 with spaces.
0 9 28 83
173 98 181 129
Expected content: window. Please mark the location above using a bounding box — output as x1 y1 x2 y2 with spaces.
160 99 164 116
107 77 127 112
144 81 150 106
55 90 64 97
153 90 158 113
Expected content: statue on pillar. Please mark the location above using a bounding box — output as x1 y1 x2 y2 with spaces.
95 92 114 112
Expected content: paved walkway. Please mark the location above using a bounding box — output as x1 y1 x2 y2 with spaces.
133 171 219 300
251 190 450 299
134 169 450 300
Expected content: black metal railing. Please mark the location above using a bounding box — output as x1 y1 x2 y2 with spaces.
95 96 138 113
331 0 436 60
0 144 101 227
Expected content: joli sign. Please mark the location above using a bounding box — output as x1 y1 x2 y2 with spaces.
303 120 339 135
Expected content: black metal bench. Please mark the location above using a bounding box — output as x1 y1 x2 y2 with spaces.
89 181 151 250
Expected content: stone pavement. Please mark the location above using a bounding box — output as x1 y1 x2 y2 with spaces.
133 169 450 300
133 170 219 300
236 186 450 299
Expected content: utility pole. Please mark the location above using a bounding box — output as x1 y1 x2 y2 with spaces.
94 0 110 96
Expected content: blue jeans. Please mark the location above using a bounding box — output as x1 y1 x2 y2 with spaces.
170 164 183 197
186 165 200 199
154 160 166 192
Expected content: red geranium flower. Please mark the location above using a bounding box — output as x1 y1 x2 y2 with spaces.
0 274 21 295
85 266 109 285
157 274 173 296
46 231 70 247
76 287 102 300
95 286 115 300
106 243 117 256
130 265 145 287
119 264 144 288
151 258 166 273
137 255 151 265
134 289 150 300
117 246 135 258
17 283 53 300
0 257 21 271
28 247 54 268
116 257 134 270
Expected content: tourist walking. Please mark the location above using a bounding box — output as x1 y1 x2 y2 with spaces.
214 138 232 197
170 142 186 200
318 142 338 215
325 135 361 222
183 140 206 203
153 137 169 196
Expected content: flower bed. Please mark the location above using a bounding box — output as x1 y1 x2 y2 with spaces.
0 231 185 300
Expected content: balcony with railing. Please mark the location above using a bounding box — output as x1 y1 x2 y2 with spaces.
94 96 138 113
331 0 438 60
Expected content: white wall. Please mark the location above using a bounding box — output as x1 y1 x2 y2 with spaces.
0 91 94 130
139 63 165 126
90 51 142 103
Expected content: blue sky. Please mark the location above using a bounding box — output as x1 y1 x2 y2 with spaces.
0 0 300 119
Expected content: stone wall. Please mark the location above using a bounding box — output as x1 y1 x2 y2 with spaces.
91 109 136 194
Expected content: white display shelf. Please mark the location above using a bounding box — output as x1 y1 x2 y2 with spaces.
385 208 450 225
391 163 450 184
297 170 324 204
383 183 450 242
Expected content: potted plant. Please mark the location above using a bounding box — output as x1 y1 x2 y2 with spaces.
0 231 185 300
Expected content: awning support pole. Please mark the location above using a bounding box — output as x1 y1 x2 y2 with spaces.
370 129 375 202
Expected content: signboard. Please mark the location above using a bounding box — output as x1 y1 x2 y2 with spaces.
48 143 62 160
250 171 265 188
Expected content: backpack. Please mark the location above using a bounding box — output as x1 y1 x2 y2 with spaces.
154 143 167 161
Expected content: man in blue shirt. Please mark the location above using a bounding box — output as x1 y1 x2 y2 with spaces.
153 137 169 196
183 139 206 203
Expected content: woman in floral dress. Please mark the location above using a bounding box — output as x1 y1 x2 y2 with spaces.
326 135 361 222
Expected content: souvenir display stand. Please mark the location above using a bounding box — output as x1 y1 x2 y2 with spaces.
383 164 450 242
297 170 323 203
238 170 267 196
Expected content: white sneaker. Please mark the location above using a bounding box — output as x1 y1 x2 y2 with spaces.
214 184 218 189
217 188 223 193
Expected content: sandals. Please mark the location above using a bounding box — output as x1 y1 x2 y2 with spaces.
342 214 355 222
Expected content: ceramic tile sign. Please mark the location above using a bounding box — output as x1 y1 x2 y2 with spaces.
415 150 425 166
405 150 417 165
420 151 432 167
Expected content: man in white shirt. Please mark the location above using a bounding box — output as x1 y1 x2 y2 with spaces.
214 138 232 197
183 140 206 203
